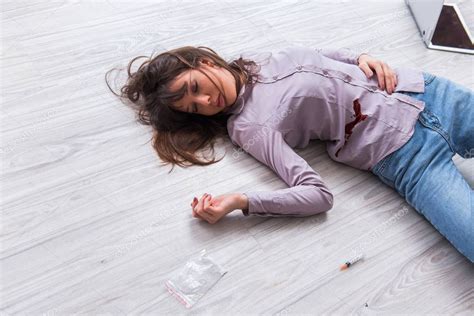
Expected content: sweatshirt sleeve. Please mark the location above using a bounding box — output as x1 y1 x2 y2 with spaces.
231 123 334 217
315 47 367 65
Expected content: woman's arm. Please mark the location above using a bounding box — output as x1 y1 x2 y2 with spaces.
316 48 398 94
229 122 334 217
190 121 333 223
316 47 367 65
238 193 249 211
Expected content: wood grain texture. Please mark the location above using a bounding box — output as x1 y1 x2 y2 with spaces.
1 0 473 315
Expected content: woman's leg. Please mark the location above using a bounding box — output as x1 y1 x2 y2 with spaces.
371 73 474 262
403 147 473 262
398 121 473 262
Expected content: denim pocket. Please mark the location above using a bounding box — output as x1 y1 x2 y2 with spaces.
418 109 455 153
422 72 436 86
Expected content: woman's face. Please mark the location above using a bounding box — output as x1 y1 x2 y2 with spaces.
168 60 239 116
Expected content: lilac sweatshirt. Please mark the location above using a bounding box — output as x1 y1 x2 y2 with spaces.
224 46 426 217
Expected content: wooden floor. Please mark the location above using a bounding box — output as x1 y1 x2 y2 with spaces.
1 0 473 314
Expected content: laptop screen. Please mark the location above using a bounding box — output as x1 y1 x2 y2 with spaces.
431 4 474 50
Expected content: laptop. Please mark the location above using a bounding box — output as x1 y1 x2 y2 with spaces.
405 0 474 54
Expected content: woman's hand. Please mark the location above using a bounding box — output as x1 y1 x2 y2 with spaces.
190 193 239 224
357 54 398 94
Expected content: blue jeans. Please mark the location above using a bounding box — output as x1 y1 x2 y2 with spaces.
371 72 474 263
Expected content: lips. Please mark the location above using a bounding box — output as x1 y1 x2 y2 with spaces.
216 93 225 107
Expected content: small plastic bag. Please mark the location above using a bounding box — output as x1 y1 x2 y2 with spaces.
165 249 227 308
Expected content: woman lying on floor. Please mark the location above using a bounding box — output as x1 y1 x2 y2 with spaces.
106 45 473 262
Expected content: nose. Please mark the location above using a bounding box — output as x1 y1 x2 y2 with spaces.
194 94 212 107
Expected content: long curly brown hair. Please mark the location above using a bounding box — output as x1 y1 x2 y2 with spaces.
105 46 260 173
